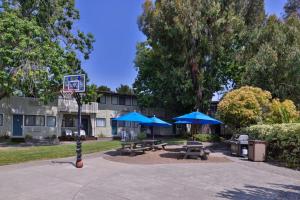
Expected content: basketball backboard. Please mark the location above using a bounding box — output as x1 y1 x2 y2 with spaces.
63 74 86 93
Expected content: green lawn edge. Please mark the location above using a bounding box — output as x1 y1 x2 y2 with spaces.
0 139 186 166
0 140 120 166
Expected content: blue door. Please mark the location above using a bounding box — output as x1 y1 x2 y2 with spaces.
111 118 117 136
13 115 23 136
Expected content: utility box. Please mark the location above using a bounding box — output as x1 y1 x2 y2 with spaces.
248 140 266 162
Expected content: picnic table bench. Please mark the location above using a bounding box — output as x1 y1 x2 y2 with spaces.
153 142 168 150
119 141 151 156
142 139 168 150
182 144 209 160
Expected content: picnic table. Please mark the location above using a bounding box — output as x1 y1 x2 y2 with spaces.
142 139 168 150
182 143 209 160
119 141 150 156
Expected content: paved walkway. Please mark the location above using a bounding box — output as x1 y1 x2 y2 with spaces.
0 152 299 200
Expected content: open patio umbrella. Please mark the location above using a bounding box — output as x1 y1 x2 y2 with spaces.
174 111 222 125
113 111 152 123
174 111 222 140
140 116 172 140
113 112 152 140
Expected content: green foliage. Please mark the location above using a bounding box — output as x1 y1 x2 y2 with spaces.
97 85 111 92
284 0 300 19
217 86 272 128
240 15 300 106
0 0 95 102
243 124 300 169
218 86 299 128
134 0 251 113
116 84 134 95
83 84 100 103
24 134 33 140
137 132 147 141
194 133 220 142
265 99 299 124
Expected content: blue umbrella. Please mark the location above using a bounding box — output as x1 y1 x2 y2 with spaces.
140 116 172 140
113 111 152 123
140 116 172 127
174 111 222 125
174 120 192 124
174 111 222 140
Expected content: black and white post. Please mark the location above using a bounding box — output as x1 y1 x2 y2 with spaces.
75 93 83 168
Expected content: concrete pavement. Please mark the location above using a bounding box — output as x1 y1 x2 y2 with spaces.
0 152 299 200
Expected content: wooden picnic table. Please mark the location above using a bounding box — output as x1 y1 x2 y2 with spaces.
142 139 164 149
119 141 150 156
182 144 208 159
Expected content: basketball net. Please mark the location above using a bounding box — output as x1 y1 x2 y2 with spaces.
61 89 76 100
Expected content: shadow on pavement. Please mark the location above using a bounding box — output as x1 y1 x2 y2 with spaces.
216 183 300 200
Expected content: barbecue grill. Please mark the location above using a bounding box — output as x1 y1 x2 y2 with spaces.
229 134 249 157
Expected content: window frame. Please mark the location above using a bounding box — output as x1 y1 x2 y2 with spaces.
99 95 106 104
46 116 56 127
132 97 138 106
0 113 3 126
63 115 76 127
111 95 118 105
96 118 106 127
125 97 132 106
24 115 45 126
118 96 126 105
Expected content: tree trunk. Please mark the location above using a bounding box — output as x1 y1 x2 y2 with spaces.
0 91 8 101
190 58 204 111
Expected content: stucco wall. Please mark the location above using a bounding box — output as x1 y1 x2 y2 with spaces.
0 96 174 138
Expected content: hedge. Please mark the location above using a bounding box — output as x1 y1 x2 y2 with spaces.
194 133 221 142
243 123 300 169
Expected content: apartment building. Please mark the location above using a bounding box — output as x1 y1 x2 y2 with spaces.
0 92 173 138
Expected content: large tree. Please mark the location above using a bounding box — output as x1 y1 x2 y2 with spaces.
0 12 70 102
284 0 300 19
0 0 94 102
134 0 260 114
241 15 300 106
116 84 134 95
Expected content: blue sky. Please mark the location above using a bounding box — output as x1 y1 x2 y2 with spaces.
76 0 287 90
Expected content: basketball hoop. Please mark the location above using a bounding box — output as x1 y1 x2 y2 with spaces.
61 89 76 100
62 74 86 168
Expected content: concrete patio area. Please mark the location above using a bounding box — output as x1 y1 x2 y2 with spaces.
0 150 299 200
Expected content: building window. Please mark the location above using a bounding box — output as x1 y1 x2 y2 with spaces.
132 98 138 106
111 96 118 105
96 118 106 127
63 115 76 127
131 122 138 128
125 121 131 127
0 114 3 126
25 115 45 126
125 97 131 106
99 96 106 104
119 96 125 105
118 121 125 127
47 116 56 127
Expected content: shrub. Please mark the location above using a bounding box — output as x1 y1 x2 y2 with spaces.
265 99 299 124
194 133 220 142
217 86 271 128
25 134 33 140
137 132 147 140
243 123 300 169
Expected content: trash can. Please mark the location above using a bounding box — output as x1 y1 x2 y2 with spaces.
248 140 266 162
230 142 239 156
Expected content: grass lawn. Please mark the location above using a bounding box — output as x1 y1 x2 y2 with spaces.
0 138 186 166
0 140 120 166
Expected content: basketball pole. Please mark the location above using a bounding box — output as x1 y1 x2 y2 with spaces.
74 93 83 168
